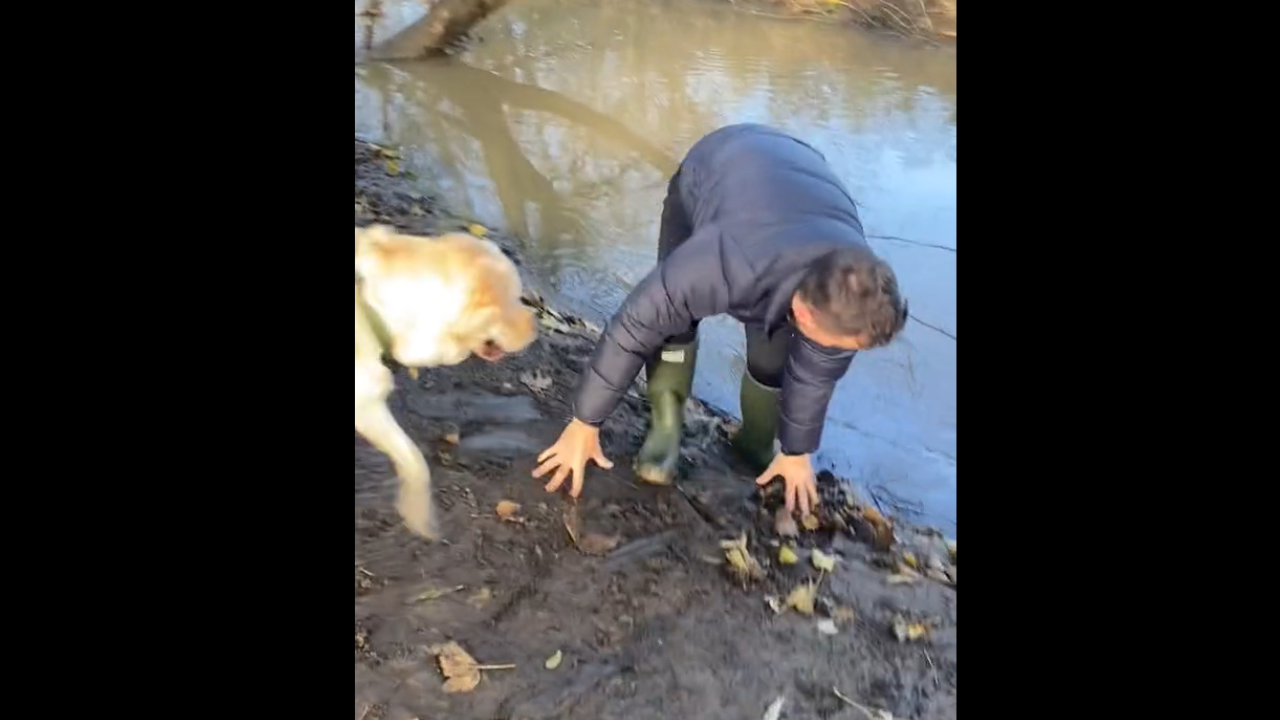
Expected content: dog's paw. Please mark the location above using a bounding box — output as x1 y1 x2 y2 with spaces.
396 486 441 541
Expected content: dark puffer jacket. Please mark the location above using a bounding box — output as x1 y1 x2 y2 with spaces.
572 124 869 455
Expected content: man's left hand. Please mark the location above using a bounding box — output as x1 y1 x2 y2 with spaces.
755 452 819 517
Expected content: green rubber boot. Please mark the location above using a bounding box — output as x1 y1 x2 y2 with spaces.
731 372 781 473
634 340 698 485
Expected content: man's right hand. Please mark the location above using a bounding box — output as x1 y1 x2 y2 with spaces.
533 418 614 498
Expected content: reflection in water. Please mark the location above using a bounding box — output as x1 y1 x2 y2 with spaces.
354 0 957 532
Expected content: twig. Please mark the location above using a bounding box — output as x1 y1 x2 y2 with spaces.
909 316 956 341
832 686 893 719
924 649 940 687
866 234 956 253
475 663 517 671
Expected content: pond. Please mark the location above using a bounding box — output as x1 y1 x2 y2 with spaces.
355 0 957 533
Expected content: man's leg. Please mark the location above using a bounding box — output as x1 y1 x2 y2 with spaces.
733 324 789 473
635 168 700 486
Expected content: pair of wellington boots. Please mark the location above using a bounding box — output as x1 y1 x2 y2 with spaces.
633 339 780 485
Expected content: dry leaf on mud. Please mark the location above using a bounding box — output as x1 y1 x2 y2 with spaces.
856 506 895 550
495 501 521 521
786 582 817 616
778 545 799 565
721 534 764 581
764 595 784 614
801 513 821 531
817 618 839 635
890 614 929 643
467 223 488 237
442 431 460 445
385 159 400 176
544 650 563 670
811 548 837 573
577 532 621 556
467 587 492 608
428 642 514 693
901 551 919 569
406 367 419 380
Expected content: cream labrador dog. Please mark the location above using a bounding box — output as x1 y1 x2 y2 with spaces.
355 224 537 539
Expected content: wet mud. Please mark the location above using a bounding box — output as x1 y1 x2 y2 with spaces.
355 139 956 720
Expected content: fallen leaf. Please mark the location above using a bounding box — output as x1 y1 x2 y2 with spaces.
902 551 918 569
764 595 784 614
890 614 929 643
817 618 839 635
811 548 837 573
577 532 620 556
544 650 563 670
443 432 461 445
778 545 799 566
428 641 481 693
763 696 786 720
406 367 420 380
801 514 821 531
886 573 919 585
385 159 400 176
468 223 488 237
467 587 492 608
774 508 799 538
408 585 464 604
721 534 764 580
786 582 816 616
495 501 521 520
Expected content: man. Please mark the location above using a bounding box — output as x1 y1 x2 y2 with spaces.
532 123 909 517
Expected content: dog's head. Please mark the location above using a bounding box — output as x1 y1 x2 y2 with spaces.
355 225 537 367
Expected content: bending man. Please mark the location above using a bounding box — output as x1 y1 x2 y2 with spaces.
532 123 909 516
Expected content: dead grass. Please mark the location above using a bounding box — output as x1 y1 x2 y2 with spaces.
744 0 956 42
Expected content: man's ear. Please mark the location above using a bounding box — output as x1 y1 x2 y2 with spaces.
790 293 813 326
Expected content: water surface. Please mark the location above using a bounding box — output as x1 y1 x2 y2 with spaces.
355 0 957 532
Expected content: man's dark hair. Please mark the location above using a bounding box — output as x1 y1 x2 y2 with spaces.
796 247 909 348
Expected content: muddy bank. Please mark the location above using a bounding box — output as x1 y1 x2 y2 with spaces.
355 139 956 720
725 0 956 43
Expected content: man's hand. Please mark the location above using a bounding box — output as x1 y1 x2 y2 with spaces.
755 452 819 517
533 418 614 497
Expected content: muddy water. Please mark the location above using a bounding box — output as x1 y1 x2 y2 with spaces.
355 0 957 532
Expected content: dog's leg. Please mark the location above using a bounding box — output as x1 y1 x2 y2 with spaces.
355 363 439 540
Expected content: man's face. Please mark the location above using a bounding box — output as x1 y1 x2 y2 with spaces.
790 294 867 352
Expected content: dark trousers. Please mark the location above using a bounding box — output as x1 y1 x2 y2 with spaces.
657 168 790 390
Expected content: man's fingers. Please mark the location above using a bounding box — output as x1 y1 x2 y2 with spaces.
537 445 558 464
593 449 614 470
532 456 559 479
544 463 571 494
570 462 586 498
755 469 774 487
784 482 797 514
806 481 820 512
797 485 811 517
